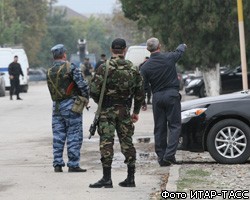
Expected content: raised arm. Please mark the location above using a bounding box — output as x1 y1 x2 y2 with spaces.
71 63 89 99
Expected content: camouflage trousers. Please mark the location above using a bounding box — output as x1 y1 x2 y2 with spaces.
97 105 136 168
52 99 83 168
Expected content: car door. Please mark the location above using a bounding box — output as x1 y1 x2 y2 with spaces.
221 67 243 94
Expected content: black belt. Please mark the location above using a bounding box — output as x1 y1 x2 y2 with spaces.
154 87 179 94
102 97 131 107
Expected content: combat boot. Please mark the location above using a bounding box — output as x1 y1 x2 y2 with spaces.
119 165 136 187
89 167 113 188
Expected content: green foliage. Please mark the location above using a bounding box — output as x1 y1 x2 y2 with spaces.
84 16 111 58
121 0 250 70
0 0 48 67
38 11 113 68
0 0 24 45
109 8 152 46
13 0 48 66
0 0 152 68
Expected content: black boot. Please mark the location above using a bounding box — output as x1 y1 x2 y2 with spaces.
147 99 151 105
68 167 87 172
54 166 63 172
89 167 113 188
119 166 136 187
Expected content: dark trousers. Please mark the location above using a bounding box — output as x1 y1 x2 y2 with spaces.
152 89 181 161
10 78 20 98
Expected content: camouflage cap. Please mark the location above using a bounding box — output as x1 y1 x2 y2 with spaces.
51 44 66 57
111 38 126 49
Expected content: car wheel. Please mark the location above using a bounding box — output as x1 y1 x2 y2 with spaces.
0 86 6 97
0 89 5 97
199 85 206 98
207 119 250 164
21 85 28 93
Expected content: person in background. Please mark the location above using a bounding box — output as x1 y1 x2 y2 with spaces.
8 55 24 100
140 37 187 167
80 57 94 85
95 54 106 72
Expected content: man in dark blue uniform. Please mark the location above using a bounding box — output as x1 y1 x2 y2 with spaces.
140 37 187 166
8 55 24 100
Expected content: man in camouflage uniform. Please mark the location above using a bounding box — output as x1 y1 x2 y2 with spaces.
89 38 144 188
47 44 89 173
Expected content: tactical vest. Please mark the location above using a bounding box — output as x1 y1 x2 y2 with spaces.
47 61 78 101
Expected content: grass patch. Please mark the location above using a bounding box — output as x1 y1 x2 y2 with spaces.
186 169 210 177
177 168 211 191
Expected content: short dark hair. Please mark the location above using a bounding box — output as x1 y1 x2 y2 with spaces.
14 55 18 58
101 54 106 57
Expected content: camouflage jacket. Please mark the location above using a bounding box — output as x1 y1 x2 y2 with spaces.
90 56 144 114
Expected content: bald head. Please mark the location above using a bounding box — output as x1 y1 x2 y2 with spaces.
146 37 160 52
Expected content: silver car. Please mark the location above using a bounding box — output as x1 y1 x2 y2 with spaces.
0 72 5 97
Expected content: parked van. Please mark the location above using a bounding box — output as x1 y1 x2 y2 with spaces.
0 48 29 93
125 46 150 67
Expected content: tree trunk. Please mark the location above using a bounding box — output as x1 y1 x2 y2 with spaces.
203 63 221 97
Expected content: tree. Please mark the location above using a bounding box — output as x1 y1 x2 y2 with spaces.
120 0 250 96
0 0 24 46
107 7 152 46
80 16 112 59
13 0 48 66
38 8 78 67
38 10 112 67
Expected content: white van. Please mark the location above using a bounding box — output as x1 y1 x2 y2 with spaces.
125 46 150 67
0 48 29 93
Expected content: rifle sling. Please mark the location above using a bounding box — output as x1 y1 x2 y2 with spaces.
95 60 110 118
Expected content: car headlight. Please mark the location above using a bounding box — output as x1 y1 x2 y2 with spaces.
181 108 207 120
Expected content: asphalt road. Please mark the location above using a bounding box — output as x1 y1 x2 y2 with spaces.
0 82 170 200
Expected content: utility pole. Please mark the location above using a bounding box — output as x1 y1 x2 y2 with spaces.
237 0 248 90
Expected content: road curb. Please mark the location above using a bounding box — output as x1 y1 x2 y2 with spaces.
165 152 183 192
165 164 180 192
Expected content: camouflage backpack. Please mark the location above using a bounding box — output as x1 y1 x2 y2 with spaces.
106 58 139 98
